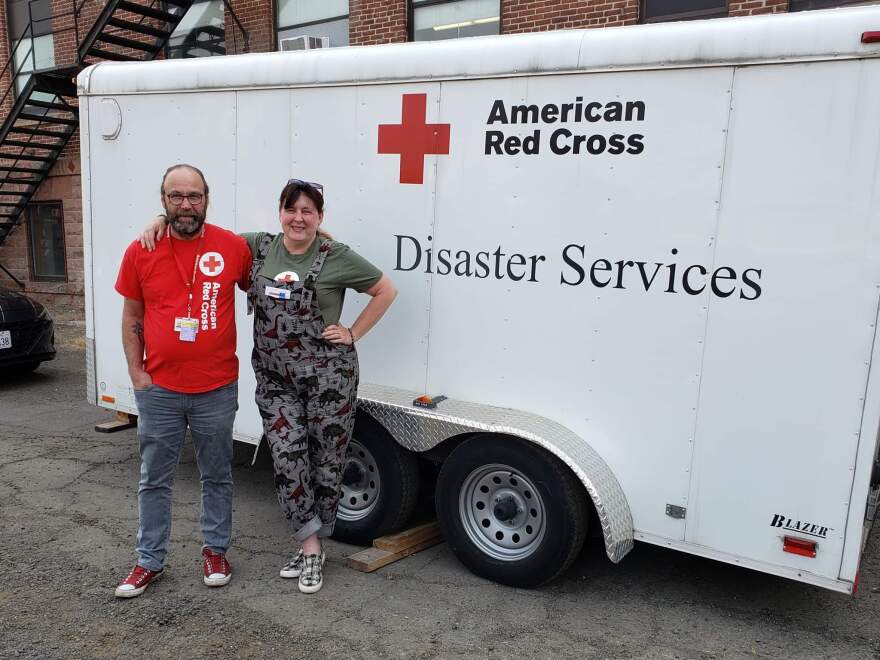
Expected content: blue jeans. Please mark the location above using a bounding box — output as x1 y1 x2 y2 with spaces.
132 381 238 571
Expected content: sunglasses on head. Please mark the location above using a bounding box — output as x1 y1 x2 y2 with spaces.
287 178 324 195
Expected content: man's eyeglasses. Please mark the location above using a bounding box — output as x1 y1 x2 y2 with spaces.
287 178 324 195
165 192 205 206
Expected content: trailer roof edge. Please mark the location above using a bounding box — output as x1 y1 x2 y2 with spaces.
78 6 880 96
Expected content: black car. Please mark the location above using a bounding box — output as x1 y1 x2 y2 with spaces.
0 287 56 374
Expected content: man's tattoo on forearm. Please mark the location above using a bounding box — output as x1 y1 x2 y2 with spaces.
131 321 144 343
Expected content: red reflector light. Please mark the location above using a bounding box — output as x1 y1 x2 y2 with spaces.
783 536 816 558
412 394 447 409
862 31 880 44
100 394 116 404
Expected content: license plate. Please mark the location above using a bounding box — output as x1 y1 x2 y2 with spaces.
0 330 10 350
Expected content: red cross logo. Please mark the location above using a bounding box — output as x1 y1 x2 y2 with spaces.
378 93 451 185
199 252 225 277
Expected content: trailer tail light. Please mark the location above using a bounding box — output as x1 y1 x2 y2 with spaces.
100 394 116 404
862 31 880 44
413 394 447 409
783 536 816 558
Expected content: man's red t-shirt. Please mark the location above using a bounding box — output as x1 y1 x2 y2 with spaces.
115 223 252 393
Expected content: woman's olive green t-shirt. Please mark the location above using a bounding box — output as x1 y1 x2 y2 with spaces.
240 232 382 326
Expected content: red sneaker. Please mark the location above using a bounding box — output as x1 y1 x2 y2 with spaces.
115 564 163 598
202 548 232 587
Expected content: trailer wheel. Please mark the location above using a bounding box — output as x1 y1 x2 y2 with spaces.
332 413 421 545
436 436 588 587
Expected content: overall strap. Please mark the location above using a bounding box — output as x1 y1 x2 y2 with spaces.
297 238 333 314
254 233 275 263
247 233 277 315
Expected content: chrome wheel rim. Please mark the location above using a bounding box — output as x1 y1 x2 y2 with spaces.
337 439 380 522
459 463 546 561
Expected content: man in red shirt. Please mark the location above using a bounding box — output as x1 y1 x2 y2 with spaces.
113 164 252 598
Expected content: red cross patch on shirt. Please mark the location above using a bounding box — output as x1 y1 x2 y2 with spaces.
200 252 225 277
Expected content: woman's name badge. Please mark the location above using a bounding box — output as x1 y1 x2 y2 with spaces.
265 286 291 300
176 317 198 342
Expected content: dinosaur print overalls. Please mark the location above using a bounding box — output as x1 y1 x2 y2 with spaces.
247 235 358 541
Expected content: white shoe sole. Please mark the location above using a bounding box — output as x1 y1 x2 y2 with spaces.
115 584 147 598
115 570 163 598
204 574 232 587
298 579 323 594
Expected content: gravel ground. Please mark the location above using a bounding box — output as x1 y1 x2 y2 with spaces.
2 327 880 659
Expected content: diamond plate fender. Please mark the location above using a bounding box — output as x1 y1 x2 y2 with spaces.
357 383 634 563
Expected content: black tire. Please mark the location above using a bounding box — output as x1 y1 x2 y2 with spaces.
436 435 588 588
332 411 421 545
10 361 40 376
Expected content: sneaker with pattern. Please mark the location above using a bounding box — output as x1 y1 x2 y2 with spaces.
281 549 325 579
298 552 325 593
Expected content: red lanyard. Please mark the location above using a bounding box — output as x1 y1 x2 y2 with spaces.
168 227 205 318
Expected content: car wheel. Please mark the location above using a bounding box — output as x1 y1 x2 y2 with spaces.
332 412 421 545
436 435 588 587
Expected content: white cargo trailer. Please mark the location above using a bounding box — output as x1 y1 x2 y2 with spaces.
81 6 880 591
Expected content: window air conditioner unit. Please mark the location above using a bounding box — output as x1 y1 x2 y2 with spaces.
281 36 329 51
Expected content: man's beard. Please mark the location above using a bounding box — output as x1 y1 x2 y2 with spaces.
167 208 206 238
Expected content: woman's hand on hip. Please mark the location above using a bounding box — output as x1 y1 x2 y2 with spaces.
323 324 354 345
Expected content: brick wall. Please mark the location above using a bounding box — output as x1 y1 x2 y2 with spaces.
226 0 274 53
504 0 640 31
350 0 407 46
50 0 81 67
0 0 13 119
0 155 83 320
729 0 788 16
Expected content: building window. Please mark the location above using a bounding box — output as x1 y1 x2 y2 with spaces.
412 0 500 41
277 0 349 50
167 0 226 59
6 0 55 95
641 0 727 22
789 0 866 11
28 203 66 282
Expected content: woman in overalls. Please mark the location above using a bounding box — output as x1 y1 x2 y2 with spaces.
244 180 397 593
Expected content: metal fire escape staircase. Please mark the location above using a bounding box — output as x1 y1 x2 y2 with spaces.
168 24 225 58
0 0 248 281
